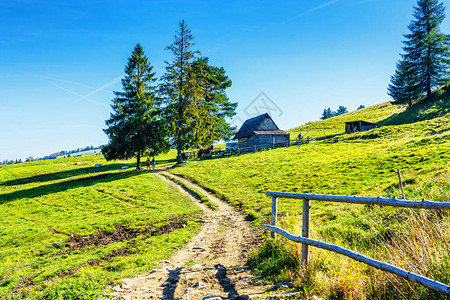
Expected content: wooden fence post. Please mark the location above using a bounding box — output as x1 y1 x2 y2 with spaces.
397 169 405 199
302 198 310 270
271 196 278 240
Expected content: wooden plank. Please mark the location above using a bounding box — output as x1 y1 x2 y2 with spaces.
266 191 450 210
263 225 450 296
301 199 310 269
397 169 405 199
271 196 277 240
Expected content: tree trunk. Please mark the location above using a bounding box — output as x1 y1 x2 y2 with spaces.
177 146 182 164
136 153 141 170
427 38 431 97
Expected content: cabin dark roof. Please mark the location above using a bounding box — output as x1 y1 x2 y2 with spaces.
253 130 288 136
345 120 377 126
233 113 279 139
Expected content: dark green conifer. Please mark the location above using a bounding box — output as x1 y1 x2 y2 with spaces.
161 21 236 163
389 0 450 104
103 44 169 170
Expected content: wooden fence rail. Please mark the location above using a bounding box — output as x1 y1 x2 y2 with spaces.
263 225 450 295
181 137 321 161
265 191 450 295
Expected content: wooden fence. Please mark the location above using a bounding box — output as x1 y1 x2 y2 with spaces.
181 138 318 161
264 191 450 295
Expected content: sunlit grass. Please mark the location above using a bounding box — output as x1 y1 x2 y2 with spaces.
0 155 200 298
171 101 450 298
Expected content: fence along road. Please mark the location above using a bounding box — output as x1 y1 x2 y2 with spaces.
264 191 450 296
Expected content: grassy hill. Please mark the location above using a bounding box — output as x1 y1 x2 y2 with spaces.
0 91 448 299
287 102 403 139
170 94 450 298
0 155 200 299
288 85 450 140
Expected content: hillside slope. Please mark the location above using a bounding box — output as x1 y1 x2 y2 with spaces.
170 95 450 298
288 102 402 139
288 86 450 139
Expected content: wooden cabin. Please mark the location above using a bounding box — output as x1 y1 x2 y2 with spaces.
345 121 377 134
233 113 290 151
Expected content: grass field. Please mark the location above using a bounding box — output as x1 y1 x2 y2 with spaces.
0 155 201 299
288 85 450 140
288 102 403 140
56 149 103 159
170 95 450 298
1 91 448 299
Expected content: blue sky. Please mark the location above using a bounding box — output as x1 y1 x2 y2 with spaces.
1 0 449 161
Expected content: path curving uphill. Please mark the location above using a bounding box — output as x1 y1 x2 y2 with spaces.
110 171 271 299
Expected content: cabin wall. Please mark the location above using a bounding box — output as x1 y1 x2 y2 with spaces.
274 135 287 144
238 135 257 150
345 123 377 134
241 135 289 149
345 124 351 134
257 118 278 131
239 133 290 151
361 124 377 132
257 135 273 147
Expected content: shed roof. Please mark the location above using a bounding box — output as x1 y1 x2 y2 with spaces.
233 113 279 139
344 120 377 126
253 130 289 136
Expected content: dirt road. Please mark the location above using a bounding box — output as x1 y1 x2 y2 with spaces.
110 171 272 299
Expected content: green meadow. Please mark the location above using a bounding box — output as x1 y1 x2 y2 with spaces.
288 85 450 140
170 95 450 298
0 155 200 299
0 91 448 299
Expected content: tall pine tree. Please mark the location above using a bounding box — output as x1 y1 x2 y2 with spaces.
161 21 236 163
388 59 421 106
389 0 450 104
103 44 169 170
193 57 237 142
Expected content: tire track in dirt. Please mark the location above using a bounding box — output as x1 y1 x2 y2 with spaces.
110 171 272 299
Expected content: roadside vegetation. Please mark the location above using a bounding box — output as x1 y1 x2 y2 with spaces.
160 173 218 210
170 93 450 298
0 156 201 299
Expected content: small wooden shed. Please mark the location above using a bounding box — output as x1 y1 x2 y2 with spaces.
345 121 377 134
233 113 290 151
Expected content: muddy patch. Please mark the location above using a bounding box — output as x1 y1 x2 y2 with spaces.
49 215 196 257
51 216 196 279
13 216 196 294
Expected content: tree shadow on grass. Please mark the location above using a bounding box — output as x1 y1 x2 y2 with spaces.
378 92 450 127
0 167 141 205
0 163 131 187
156 158 177 166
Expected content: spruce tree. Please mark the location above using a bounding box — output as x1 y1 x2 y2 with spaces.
388 59 421 106
320 108 333 120
389 0 450 104
103 44 169 170
161 21 236 163
193 57 238 142
336 106 348 115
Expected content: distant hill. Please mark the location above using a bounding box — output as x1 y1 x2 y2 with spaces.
287 102 402 139
288 85 450 139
